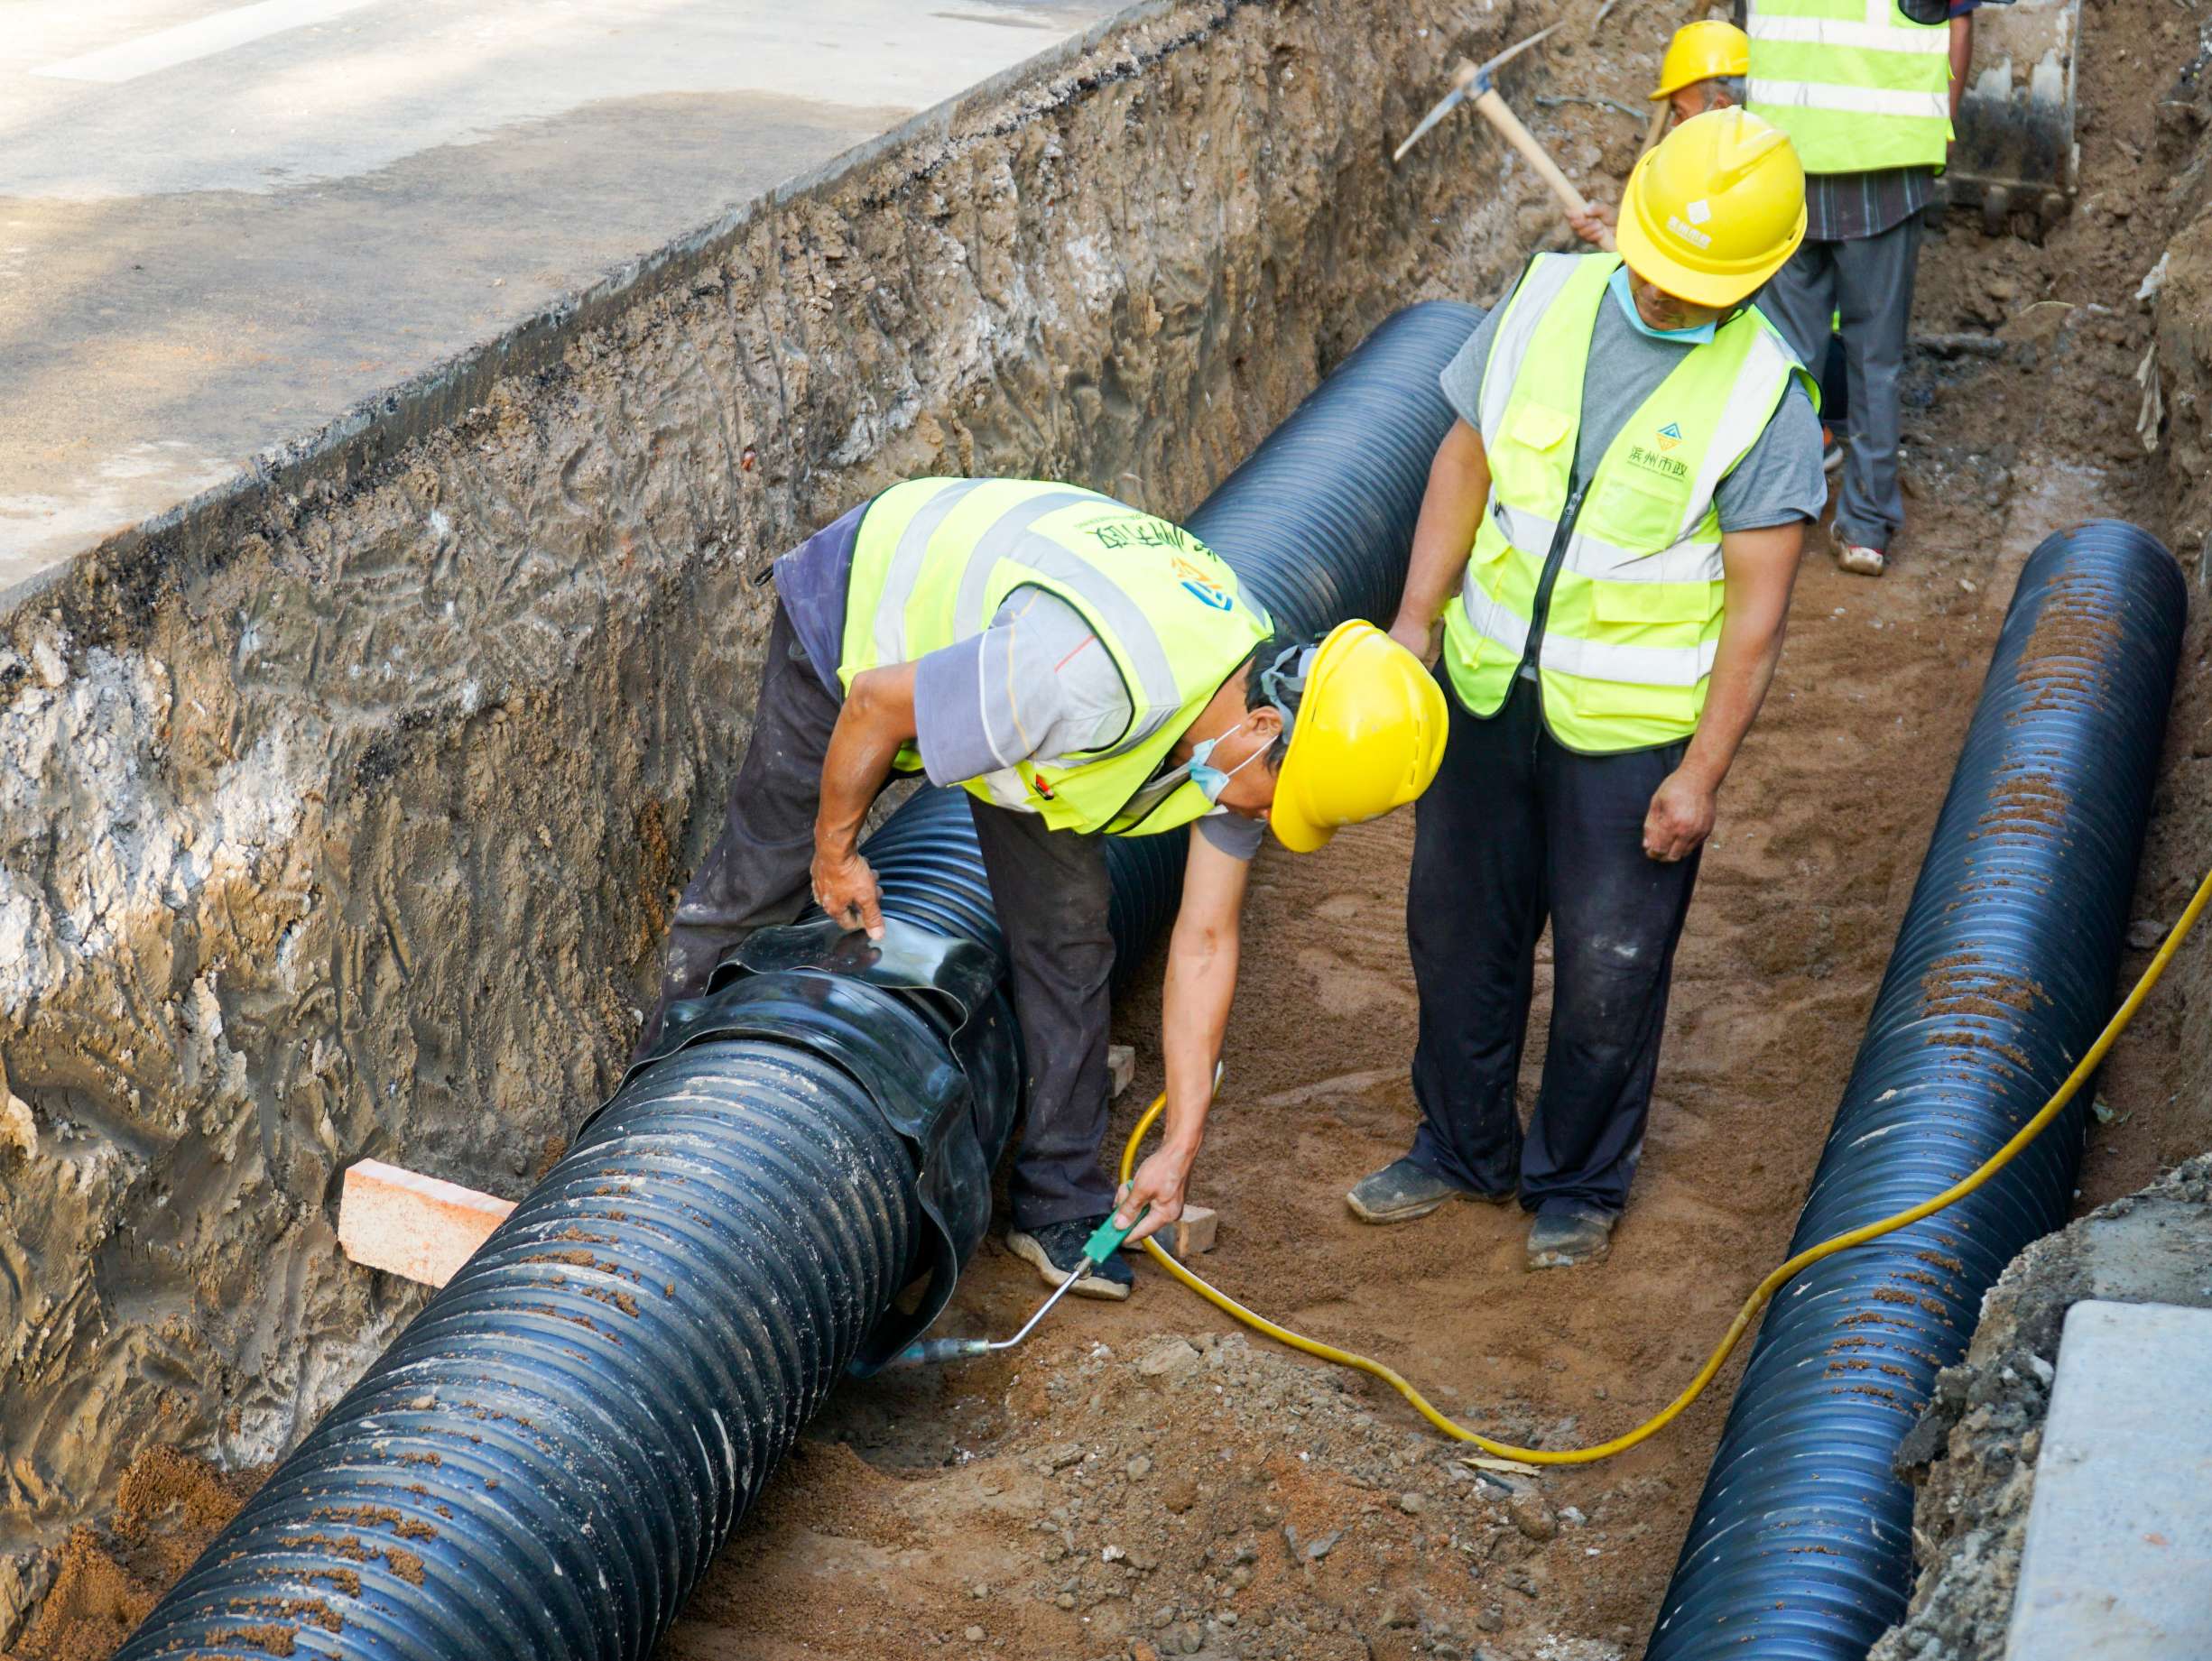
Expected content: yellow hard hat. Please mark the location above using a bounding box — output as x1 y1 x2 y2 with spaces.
1267 621 1448 854
1652 19 1749 100
1615 106 1806 309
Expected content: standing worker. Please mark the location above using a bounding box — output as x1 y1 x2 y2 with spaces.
1567 19 1750 249
1741 0 1980 576
641 477 1445 1298
1350 110 1826 1269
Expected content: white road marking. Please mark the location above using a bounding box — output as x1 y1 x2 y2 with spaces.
32 0 384 85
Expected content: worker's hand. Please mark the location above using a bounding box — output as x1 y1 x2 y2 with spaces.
1567 200 1616 252
1387 613 1437 666
1115 1146 1195 1247
811 846 885 938
1643 769 1716 863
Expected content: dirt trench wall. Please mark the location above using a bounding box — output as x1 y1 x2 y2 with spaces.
0 0 1571 1628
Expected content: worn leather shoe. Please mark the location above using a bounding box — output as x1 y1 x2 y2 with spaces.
1346 1157 1513 1224
1007 1217 1135 1300
1526 1206 1615 1270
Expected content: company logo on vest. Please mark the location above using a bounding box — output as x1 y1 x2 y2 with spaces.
1172 553 1235 611
1629 424 1691 481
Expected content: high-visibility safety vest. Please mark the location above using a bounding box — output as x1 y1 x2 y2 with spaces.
1745 0 1953 174
1440 253 1813 753
840 477 1273 835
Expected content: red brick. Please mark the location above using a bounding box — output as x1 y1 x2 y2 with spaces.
339 1158 515 1287
1122 1203 1218 1258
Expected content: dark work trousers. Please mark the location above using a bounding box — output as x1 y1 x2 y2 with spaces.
635 601 1120 1232
636 603 841 1055
1756 213 1923 552
1405 673 1702 1219
967 797 1119 1231
1820 333 1849 436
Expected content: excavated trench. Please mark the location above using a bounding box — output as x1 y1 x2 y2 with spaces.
0 0 1565 1642
9 1 2212 1658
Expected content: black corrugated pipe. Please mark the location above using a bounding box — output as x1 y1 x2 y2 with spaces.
1647 521 2187 1661
113 300 1480 1661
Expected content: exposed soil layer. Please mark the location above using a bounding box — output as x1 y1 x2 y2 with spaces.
11 1 2212 1659
5 1450 256 1661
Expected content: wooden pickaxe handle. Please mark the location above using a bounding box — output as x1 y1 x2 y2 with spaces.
1471 87 1592 220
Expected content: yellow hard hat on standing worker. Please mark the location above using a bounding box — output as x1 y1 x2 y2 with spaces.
1614 106 1807 309
1266 621 1448 854
1651 19 1749 102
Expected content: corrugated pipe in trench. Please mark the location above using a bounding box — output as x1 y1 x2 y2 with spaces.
1646 521 2187 1660
110 300 1483 1660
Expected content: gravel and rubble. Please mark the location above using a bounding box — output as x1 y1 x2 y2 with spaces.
1869 1157 2212 1660
700 1326 1659 1661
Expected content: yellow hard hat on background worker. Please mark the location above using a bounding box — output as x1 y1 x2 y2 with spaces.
1266 620 1447 853
1651 19 1749 102
1614 106 1807 308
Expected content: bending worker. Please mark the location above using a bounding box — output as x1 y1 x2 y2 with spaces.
1742 0 1980 576
1353 111 1825 1269
641 477 1444 1298
1569 19 1749 249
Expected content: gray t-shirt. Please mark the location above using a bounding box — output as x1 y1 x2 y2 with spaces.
911 587 1266 861
1439 278 1827 533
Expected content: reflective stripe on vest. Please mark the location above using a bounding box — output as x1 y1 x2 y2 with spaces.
840 477 1272 835
1745 0 1952 173
1441 253 1811 753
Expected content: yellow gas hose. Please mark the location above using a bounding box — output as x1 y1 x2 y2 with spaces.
1120 863 2212 1466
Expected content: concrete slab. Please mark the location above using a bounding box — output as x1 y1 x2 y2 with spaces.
0 0 1128 596
2005 1299 2212 1660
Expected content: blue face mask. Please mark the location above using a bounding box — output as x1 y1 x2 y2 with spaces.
1189 716 1268 804
1608 265 1716 345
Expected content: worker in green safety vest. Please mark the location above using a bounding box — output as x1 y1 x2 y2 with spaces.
1740 0 1981 576
1356 110 1826 1270
639 476 1446 1298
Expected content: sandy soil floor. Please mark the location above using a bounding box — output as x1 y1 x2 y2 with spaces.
12 2 2207 1659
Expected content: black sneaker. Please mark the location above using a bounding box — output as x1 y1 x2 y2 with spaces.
1526 1206 1615 1270
1006 1217 1135 1300
1345 1157 1514 1224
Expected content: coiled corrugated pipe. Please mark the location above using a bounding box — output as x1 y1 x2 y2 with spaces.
1647 521 2187 1661
114 300 1480 1660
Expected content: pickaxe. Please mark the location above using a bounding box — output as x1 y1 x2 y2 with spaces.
1393 23 1592 223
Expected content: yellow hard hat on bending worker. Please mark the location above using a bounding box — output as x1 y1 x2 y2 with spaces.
1268 619 1448 853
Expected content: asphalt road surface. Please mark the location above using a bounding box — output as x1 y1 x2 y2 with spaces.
0 0 1126 596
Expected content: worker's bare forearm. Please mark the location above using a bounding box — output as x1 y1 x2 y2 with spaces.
1159 932 1236 1158
1678 627 1785 791
1393 420 1493 649
1158 840 1251 1158
1115 839 1244 1233
1679 523 1802 790
814 664 918 859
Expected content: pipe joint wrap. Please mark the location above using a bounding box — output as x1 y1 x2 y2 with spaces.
615 917 1020 1370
